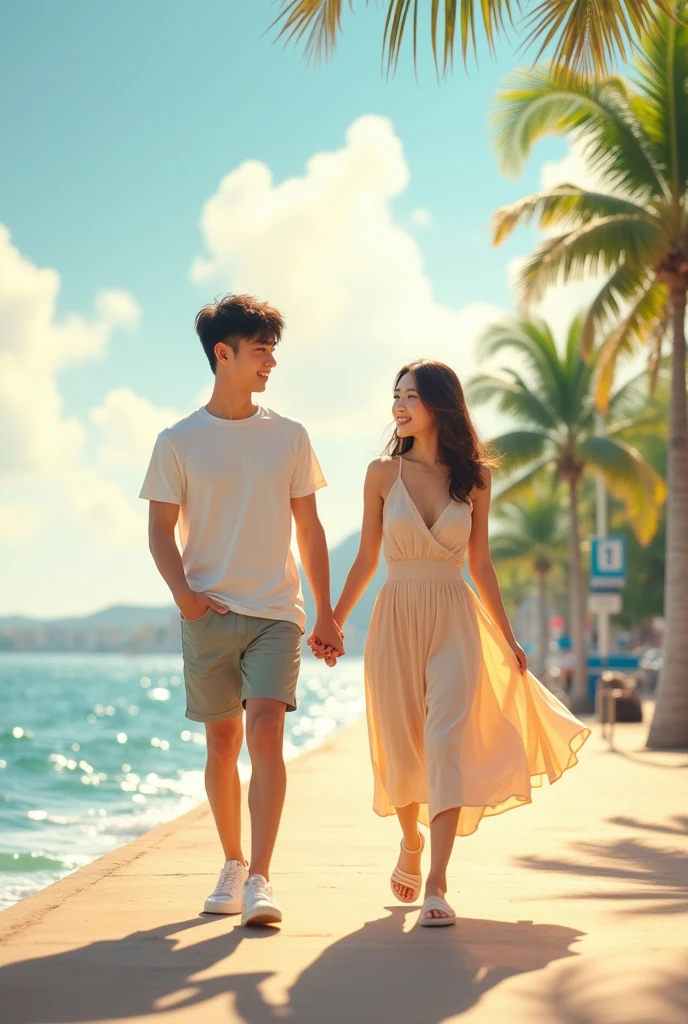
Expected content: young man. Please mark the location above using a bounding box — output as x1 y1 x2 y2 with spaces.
139 294 343 926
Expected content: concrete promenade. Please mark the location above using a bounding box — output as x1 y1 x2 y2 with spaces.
0 711 687 1024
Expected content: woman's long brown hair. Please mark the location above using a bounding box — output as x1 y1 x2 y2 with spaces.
384 359 497 504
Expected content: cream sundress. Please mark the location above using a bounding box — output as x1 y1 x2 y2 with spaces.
364 456 589 838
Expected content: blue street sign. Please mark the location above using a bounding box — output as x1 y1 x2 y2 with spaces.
590 536 626 589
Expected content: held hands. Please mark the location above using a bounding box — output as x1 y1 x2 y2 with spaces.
177 589 228 622
307 616 345 668
508 637 528 675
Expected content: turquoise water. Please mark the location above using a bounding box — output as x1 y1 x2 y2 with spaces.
0 652 365 910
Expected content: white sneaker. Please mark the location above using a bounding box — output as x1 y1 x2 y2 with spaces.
241 873 282 926
203 860 248 915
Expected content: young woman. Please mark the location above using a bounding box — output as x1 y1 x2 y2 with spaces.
311 360 589 926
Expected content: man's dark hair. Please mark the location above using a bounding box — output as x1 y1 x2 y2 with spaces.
195 294 285 373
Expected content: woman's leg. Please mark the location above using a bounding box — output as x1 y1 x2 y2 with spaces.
425 806 461 919
392 802 422 900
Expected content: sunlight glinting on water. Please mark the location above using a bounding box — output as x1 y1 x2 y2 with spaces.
0 653 365 910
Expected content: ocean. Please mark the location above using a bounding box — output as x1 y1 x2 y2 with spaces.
0 652 365 910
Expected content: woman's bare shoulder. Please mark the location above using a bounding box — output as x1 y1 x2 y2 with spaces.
367 455 398 476
478 464 492 487
470 464 492 504
367 456 399 497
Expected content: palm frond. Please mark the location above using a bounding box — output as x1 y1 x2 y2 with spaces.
646 323 666 394
272 0 349 62
632 4 688 204
467 371 560 430
607 365 655 418
385 0 521 74
490 535 533 563
492 185 652 247
564 313 597 421
273 1 668 81
579 262 649 357
512 215 664 307
579 434 666 543
594 283 670 411
492 458 553 502
474 317 564 401
522 0 666 80
490 428 551 474
493 488 568 548
606 407 668 442
491 67 666 198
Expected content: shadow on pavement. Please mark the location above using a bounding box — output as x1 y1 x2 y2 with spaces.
0 910 584 1023
515 815 688 916
521 951 688 1024
606 747 688 770
233 910 584 1024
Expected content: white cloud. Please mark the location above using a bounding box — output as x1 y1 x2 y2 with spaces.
0 224 146 550
540 137 608 194
0 502 44 543
410 208 432 227
0 226 141 476
190 116 501 435
64 467 145 548
94 289 141 329
91 388 181 468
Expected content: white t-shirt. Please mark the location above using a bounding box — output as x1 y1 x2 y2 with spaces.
139 405 326 631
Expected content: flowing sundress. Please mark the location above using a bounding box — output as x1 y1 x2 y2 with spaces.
364 456 590 837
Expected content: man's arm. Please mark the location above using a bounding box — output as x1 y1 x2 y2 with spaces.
148 501 227 621
291 494 344 661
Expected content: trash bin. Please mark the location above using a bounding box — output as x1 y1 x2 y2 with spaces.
596 670 643 724
587 653 640 706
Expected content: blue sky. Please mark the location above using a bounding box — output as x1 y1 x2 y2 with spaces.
1 2 585 617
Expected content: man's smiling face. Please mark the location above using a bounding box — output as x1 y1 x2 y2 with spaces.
217 335 278 393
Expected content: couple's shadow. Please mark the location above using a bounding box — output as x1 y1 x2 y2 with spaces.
0 908 584 1023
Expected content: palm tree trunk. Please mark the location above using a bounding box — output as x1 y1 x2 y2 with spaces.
568 477 590 712
536 569 549 679
647 284 688 749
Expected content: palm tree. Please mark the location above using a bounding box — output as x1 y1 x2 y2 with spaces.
274 1 662 79
468 314 665 712
491 482 567 678
489 3 688 746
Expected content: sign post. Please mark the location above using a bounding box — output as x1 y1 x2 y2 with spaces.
589 535 626 672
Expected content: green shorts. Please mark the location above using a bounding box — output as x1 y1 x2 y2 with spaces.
180 609 302 723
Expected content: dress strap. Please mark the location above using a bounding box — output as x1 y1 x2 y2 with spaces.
396 455 404 480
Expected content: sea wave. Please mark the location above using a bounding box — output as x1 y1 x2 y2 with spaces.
0 652 365 910
0 851 79 873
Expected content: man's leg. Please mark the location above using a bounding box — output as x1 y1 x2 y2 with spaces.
181 609 249 914
244 697 287 879
205 716 245 863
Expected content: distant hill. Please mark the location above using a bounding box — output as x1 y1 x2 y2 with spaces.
0 605 175 631
0 603 180 654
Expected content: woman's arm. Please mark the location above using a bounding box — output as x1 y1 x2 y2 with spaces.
332 460 386 628
467 469 528 674
292 493 344 658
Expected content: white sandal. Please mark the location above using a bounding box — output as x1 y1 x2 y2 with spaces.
420 894 456 927
390 832 425 904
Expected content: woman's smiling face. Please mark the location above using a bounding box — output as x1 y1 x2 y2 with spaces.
392 371 435 438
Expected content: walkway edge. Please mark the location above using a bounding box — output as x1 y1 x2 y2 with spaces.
0 723 356 941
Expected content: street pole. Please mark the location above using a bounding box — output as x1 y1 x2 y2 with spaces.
595 412 610 660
